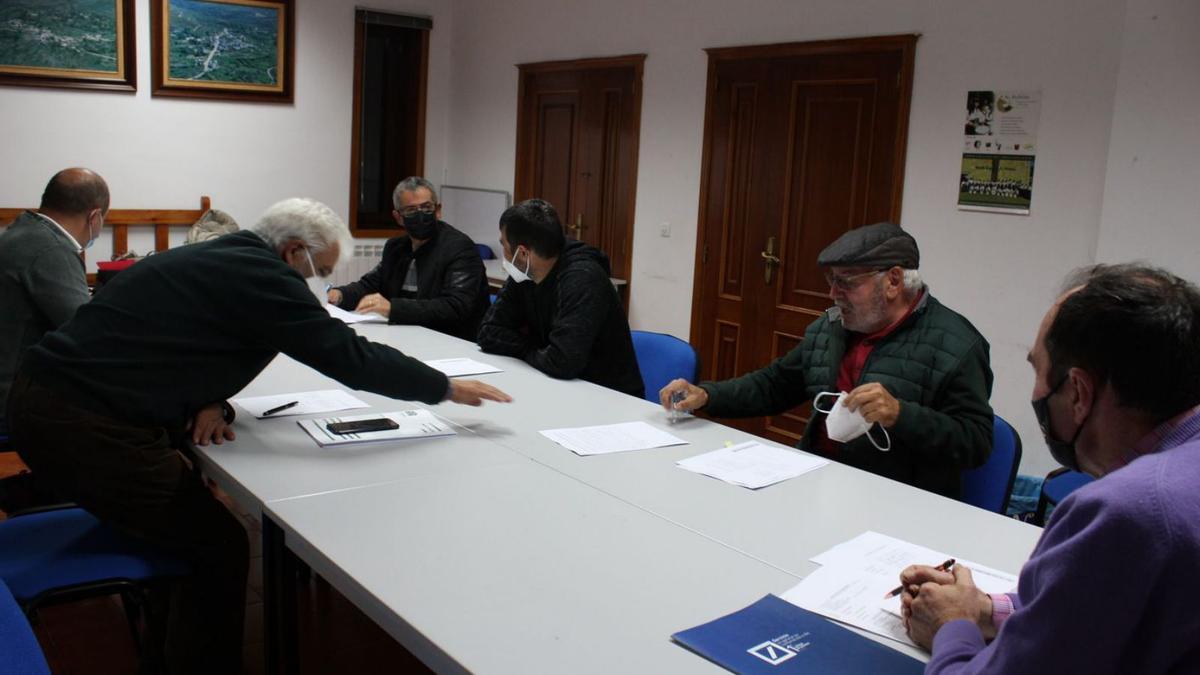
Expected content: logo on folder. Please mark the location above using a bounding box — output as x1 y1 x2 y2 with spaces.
747 640 797 665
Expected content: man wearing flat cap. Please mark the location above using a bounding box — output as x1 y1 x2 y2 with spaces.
661 222 993 498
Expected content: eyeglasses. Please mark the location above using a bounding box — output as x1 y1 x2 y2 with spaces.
398 202 437 217
824 269 884 292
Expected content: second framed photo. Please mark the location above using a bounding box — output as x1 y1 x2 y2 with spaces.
151 0 294 103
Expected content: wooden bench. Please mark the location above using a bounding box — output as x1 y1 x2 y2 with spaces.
0 196 211 284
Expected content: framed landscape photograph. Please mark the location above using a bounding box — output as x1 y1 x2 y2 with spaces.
0 0 137 92
151 0 294 102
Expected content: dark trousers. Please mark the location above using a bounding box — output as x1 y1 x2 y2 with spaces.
7 373 248 675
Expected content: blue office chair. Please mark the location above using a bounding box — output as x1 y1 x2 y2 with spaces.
1033 468 1093 526
475 243 495 260
0 506 189 665
0 578 50 675
630 330 699 404
961 415 1023 514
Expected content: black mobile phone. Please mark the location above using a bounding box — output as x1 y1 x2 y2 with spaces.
326 418 400 435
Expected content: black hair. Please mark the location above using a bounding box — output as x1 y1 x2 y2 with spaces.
1046 263 1200 419
39 169 109 215
499 199 565 258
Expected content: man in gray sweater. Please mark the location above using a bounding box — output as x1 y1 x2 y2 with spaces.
0 168 108 433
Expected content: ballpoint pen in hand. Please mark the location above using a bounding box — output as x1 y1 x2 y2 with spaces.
884 558 955 598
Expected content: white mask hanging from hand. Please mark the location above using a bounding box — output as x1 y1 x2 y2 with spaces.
813 391 891 452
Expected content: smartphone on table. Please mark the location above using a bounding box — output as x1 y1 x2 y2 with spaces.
326 418 399 435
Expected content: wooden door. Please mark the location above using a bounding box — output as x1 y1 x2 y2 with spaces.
691 35 917 444
515 55 644 288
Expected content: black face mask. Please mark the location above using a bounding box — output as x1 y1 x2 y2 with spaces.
402 210 437 240
1031 374 1086 472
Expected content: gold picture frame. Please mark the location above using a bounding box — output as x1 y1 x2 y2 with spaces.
151 0 294 103
0 0 137 92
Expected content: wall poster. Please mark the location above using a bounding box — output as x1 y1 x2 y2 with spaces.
958 90 1041 215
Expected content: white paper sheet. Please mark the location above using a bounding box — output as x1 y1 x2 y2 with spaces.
232 389 370 418
782 531 1019 646
676 441 828 489
539 421 687 456
423 358 503 377
297 409 455 447
325 304 387 324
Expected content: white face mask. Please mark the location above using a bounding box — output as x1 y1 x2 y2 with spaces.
813 391 891 452
302 248 329 305
502 247 532 284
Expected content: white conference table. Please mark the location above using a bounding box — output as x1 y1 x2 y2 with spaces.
194 323 1043 673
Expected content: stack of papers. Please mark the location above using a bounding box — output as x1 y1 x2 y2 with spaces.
232 390 370 418
676 441 828 489
325 304 387 324
298 410 455 447
539 421 686 456
780 531 1018 646
423 358 503 377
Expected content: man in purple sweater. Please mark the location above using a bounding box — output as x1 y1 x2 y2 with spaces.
899 263 1200 674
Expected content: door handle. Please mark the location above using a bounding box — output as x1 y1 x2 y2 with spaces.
761 236 781 284
571 213 587 238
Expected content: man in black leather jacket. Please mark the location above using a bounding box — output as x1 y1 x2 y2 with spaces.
330 176 490 340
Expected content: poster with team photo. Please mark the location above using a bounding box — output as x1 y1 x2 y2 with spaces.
958 90 1041 215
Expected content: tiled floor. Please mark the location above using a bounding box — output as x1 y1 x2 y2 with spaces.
2 452 432 675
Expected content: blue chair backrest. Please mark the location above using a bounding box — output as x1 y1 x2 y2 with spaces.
961 415 1023 514
475 243 495 260
1042 469 1093 505
0 578 51 675
630 330 698 404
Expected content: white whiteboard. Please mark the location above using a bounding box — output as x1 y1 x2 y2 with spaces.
440 185 511 258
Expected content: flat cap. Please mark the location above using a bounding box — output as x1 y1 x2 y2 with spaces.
817 222 919 269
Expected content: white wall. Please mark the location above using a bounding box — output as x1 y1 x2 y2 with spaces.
445 0 1132 476
6 0 1197 478
1096 0 1200 278
0 0 453 267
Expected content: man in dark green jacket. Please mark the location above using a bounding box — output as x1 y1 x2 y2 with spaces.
661 222 993 499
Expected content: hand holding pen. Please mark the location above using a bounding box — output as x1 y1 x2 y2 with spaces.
886 558 955 598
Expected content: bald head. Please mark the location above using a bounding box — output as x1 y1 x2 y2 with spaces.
40 168 109 217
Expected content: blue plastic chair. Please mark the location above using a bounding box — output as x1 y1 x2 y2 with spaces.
475 243 495 260
0 578 50 675
0 506 189 666
0 507 189 611
961 415 1023 514
1034 468 1093 525
630 330 699 404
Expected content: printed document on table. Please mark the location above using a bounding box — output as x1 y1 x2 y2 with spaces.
298 410 455 447
232 389 370 418
782 531 1019 645
539 421 687 456
325 304 387 324
423 358 503 377
676 441 828 489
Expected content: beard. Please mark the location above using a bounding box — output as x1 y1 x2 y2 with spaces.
837 279 890 333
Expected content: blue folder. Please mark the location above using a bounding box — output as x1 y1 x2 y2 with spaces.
672 595 924 674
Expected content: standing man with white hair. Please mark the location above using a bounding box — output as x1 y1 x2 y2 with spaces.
659 222 993 498
6 198 510 674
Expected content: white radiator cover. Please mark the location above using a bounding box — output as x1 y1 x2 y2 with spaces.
331 244 385 286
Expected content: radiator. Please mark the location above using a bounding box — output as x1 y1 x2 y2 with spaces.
331 243 385 286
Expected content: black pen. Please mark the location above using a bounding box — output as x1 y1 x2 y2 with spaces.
884 558 955 598
261 401 299 416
